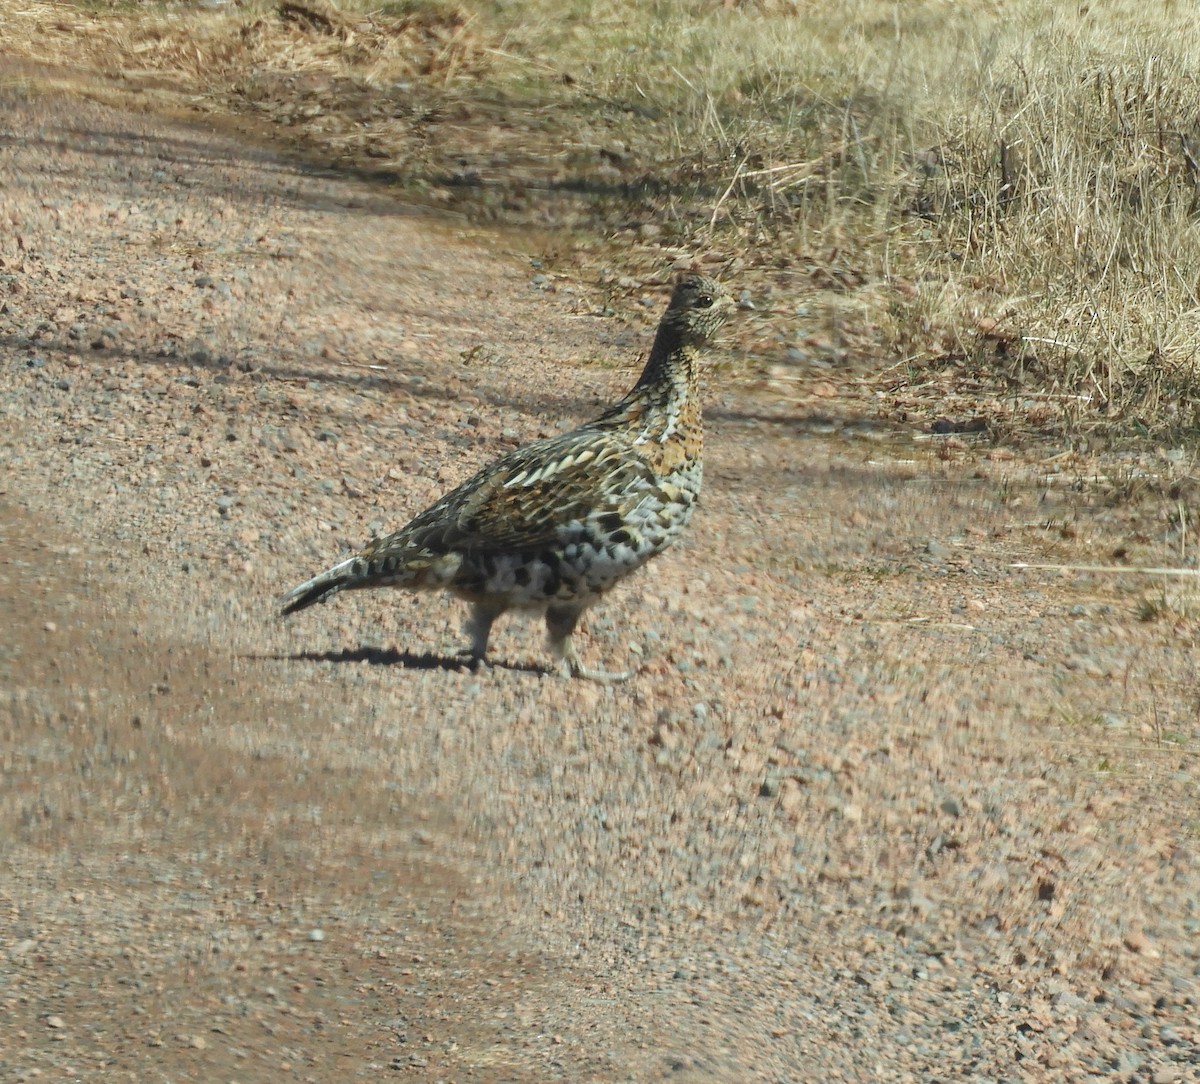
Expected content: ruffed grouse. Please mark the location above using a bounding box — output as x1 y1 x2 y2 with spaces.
279 272 733 680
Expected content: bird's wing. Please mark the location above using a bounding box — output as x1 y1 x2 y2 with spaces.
368 427 654 558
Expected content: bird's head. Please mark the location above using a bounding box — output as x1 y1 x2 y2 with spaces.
661 273 735 346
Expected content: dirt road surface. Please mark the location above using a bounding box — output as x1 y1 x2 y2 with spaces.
2 76 1199 1082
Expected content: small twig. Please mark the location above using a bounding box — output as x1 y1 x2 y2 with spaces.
480 47 560 74
996 392 1096 402
669 65 697 92
737 159 824 180
1012 562 1200 577
709 155 747 231
1040 738 1199 757
859 352 926 379
1020 335 1079 350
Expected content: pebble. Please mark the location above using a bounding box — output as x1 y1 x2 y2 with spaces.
1116 1051 1144 1074
308 928 325 942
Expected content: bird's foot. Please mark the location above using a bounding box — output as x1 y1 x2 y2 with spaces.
559 657 633 683
548 629 634 682
453 647 490 672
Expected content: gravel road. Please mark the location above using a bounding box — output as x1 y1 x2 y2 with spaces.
2 75 1199 1083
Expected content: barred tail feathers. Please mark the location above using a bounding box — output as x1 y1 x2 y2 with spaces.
278 555 361 616
279 542 462 616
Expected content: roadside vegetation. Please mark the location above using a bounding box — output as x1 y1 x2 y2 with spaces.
6 0 1200 436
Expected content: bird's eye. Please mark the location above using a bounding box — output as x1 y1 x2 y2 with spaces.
696 294 714 308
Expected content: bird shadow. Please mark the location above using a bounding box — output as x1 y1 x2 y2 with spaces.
250 645 549 676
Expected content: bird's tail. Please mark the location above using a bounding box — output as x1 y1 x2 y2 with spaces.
279 538 458 616
278 555 361 616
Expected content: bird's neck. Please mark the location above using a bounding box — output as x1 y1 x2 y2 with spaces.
630 323 699 400
603 323 702 439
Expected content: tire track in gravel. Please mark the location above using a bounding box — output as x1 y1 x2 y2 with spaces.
0 496 673 1082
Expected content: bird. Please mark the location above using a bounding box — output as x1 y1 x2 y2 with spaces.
278 272 734 681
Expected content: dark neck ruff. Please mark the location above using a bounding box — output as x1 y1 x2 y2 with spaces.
632 322 698 394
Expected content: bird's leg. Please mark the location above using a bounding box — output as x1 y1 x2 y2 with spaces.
459 600 503 669
545 603 632 683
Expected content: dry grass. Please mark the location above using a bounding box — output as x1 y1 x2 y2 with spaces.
5 0 1200 433
1 0 489 94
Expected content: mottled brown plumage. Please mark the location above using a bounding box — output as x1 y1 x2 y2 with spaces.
279 272 733 680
